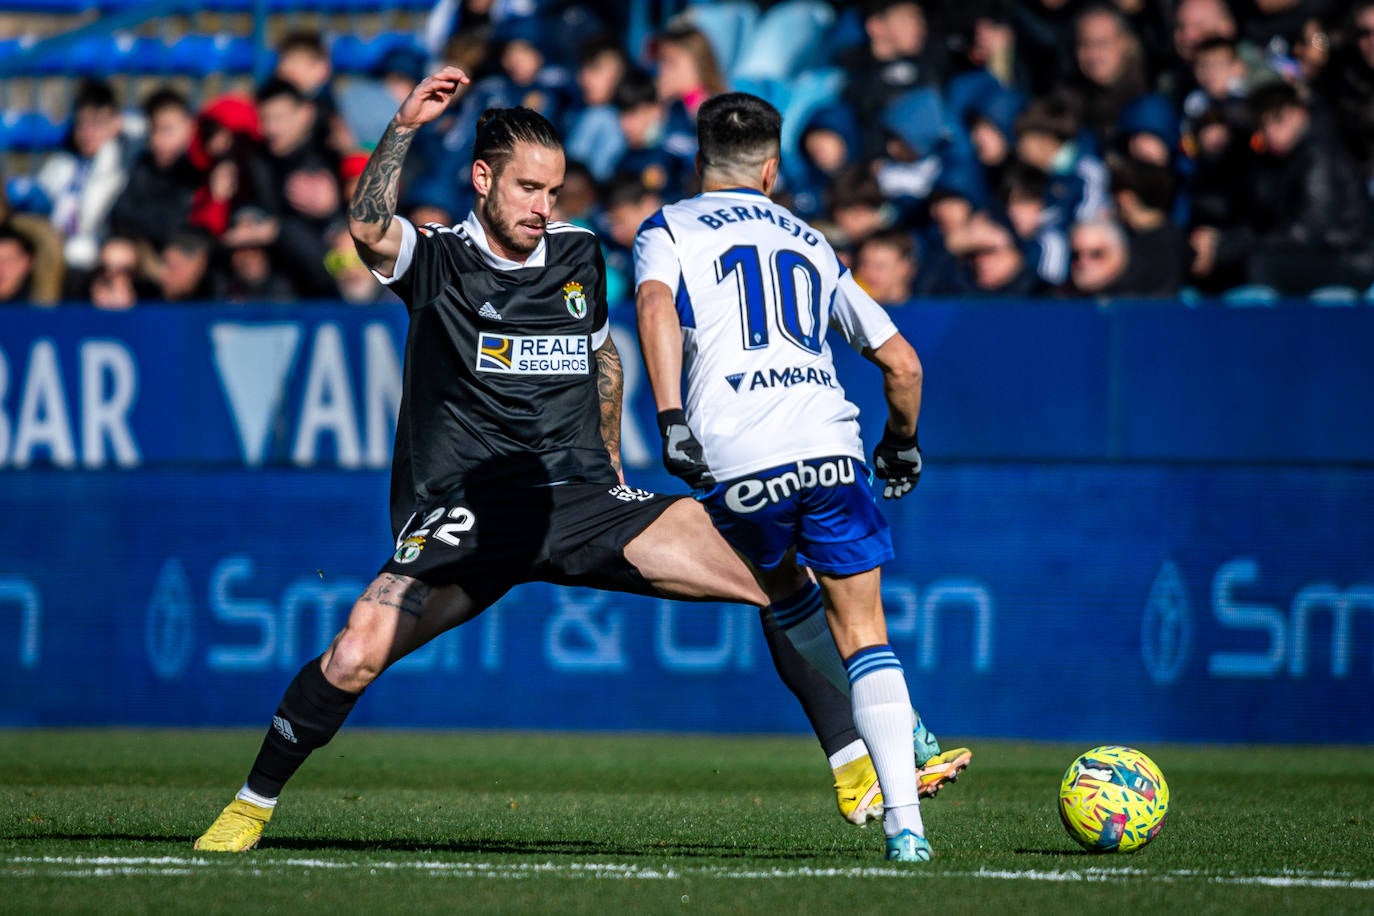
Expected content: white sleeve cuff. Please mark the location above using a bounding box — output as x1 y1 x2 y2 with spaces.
368 216 417 285
590 321 610 351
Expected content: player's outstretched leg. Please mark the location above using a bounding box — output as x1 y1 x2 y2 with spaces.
195 574 475 851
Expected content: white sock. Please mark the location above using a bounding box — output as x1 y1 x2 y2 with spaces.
772 582 850 693
847 645 923 838
236 784 279 809
827 738 868 770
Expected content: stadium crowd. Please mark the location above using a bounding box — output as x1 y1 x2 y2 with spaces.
2 0 1373 309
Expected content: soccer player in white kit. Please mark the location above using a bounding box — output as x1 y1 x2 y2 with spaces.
634 92 967 862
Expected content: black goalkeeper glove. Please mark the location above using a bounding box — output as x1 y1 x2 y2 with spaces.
657 408 716 490
873 424 922 499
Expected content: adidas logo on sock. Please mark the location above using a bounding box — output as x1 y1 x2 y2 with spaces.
272 716 298 744
478 301 502 320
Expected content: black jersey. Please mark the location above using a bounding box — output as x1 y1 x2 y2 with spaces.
381 213 616 532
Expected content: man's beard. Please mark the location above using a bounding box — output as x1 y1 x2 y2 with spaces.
481 192 545 256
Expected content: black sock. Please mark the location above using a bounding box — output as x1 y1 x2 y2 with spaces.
245 655 361 798
758 605 859 758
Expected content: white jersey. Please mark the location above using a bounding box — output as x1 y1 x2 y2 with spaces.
634 188 898 481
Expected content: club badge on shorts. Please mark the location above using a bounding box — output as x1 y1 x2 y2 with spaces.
394 535 425 564
563 280 587 319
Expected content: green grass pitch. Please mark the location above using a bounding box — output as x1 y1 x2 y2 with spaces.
2 730 1371 914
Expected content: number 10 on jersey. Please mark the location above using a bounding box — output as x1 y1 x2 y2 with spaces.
716 245 824 356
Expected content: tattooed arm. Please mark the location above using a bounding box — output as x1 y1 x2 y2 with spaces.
594 334 625 482
348 66 469 274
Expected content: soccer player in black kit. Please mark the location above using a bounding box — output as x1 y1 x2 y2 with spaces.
194 67 770 851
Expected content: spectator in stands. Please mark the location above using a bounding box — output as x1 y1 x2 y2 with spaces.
652 23 726 118
110 88 199 251
324 222 387 305
273 30 350 153
1065 219 1136 297
87 236 143 310
337 43 427 154
35 79 132 279
155 227 216 302
786 102 862 221
852 229 920 306
248 78 340 298
826 164 898 248
1055 4 1150 148
188 94 263 239
842 0 949 161
1164 0 1273 101
1319 1 1374 193
1108 153 1189 297
1181 35 1271 144
0 184 64 305
1205 82 1374 293
965 81 1026 204
999 161 1071 288
551 160 599 227
220 207 294 304
1013 96 1112 231
0 225 36 305
601 170 662 310
612 67 695 204
564 35 631 181
952 212 1044 296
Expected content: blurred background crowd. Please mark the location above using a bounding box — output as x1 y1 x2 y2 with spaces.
2 0 1373 311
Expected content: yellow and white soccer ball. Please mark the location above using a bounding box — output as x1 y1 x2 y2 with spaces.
1059 745 1169 853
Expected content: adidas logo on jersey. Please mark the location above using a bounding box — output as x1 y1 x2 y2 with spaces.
478 301 502 320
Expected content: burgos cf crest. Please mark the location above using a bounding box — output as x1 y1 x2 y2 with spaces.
563 280 588 319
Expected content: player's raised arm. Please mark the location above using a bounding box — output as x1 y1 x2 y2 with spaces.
348 66 469 274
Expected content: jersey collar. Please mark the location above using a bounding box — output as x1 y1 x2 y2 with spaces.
701 187 770 200
461 211 548 270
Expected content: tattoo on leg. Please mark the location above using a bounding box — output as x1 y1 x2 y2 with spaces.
362 574 431 619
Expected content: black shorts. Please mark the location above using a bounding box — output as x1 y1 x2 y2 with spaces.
380 481 683 604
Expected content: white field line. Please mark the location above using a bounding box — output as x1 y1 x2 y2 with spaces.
3 856 1373 889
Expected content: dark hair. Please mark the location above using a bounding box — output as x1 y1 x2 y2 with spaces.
612 67 658 112
276 29 328 58
577 33 628 69
1015 96 1079 142
0 223 35 257
696 92 782 176
1107 153 1175 211
73 78 118 113
473 106 562 175
142 87 190 121
827 164 885 212
1001 161 1050 203
255 77 307 106
604 170 658 209
1193 35 1238 58
1250 81 1305 120
856 228 915 262
165 226 213 255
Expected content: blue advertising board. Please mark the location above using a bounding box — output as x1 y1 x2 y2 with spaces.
1 302 1371 742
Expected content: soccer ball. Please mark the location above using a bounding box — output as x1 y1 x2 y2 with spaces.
1058 745 1169 853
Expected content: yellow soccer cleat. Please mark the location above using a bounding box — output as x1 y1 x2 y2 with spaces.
918 747 973 798
834 747 975 825
193 798 273 852
834 755 884 826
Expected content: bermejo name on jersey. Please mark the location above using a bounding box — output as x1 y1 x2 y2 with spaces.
633 188 898 481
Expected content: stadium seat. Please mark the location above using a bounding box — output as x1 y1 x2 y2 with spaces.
331 33 417 74
1308 285 1361 305
0 112 67 153
731 0 834 82
1220 284 1280 305
166 34 257 76
685 1 759 76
